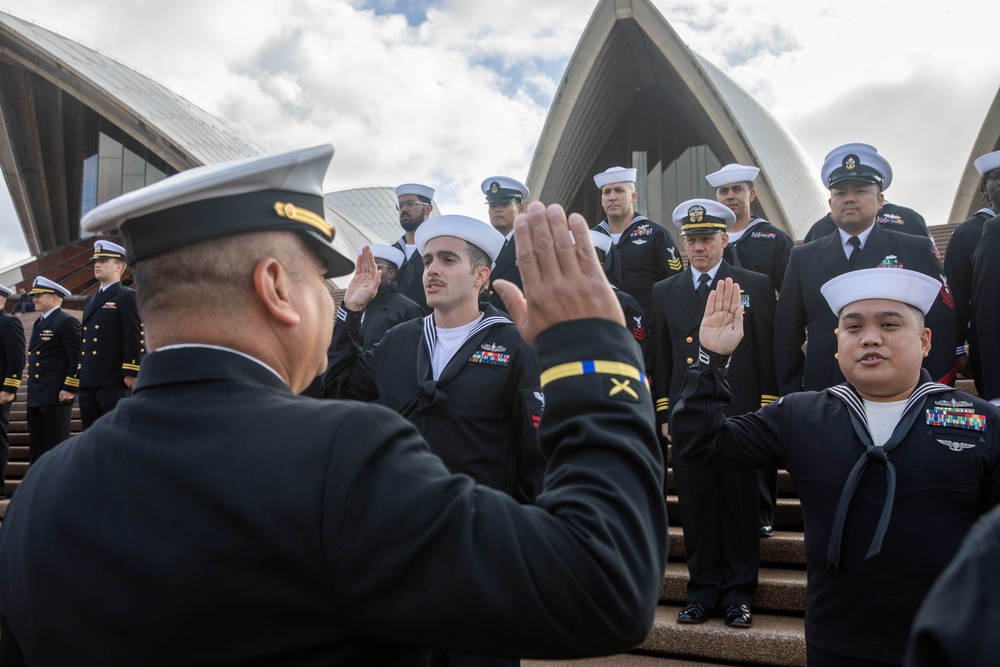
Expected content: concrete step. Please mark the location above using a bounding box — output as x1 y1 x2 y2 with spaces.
525 656 724 666
3 479 19 496
667 496 802 531
637 604 805 667
659 562 806 614
667 527 806 567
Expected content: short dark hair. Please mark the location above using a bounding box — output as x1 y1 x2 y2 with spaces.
465 242 491 273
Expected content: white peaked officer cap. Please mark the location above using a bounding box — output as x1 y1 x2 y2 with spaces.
671 198 736 236
821 267 941 316
706 163 760 188
0 284 12 299
415 215 506 264
481 176 530 203
395 183 435 201
589 229 613 255
28 276 71 298
821 143 893 192
593 166 637 189
974 150 1000 176
91 239 127 262
361 244 406 269
81 144 354 277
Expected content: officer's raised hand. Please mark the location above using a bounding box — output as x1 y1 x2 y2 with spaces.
342 245 382 312
699 277 745 356
494 201 624 346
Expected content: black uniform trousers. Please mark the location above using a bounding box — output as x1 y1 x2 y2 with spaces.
0 402 11 493
972 215 1000 400
26 403 72 463
653 263 777 609
79 387 131 429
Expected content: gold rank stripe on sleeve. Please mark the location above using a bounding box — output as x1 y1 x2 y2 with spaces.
64 376 80 388
761 394 779 407
3 376 20 389
122 362 140 372
540 360 648 390
656 397 669 413
668 259 683 271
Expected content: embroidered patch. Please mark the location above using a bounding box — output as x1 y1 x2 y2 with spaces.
926 407 987 431
631 316 647 341
608 377 639 401
740 292 750 308
470 350 510 366
878 255 903 269
530 414 541 429
750 231 777 239
877 213 905 225
102 302 118 309
937 438 976 452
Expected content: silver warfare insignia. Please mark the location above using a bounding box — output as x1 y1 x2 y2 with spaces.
935 398 974 408
481 343 507 353
533 391 545 409
937 439 976 452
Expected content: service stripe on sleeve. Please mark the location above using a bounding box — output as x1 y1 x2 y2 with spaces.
540 360 647 389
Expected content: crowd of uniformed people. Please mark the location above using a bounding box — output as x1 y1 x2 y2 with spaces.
0 139 996 667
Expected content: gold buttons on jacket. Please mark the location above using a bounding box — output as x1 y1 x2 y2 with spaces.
686 337 693 343
834 353 839 360
686 357 694 365
834 327 839 335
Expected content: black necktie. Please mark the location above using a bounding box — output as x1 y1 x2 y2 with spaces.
697 273 712 305
847 236 862 267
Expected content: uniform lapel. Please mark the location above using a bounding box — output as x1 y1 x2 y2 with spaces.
816 228 851 275
857 223 896 268
84 283 118 321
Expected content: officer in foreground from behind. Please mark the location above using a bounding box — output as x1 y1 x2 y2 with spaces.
0 145 667 666
672 268 1000 666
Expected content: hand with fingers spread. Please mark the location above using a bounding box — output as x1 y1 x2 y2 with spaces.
342 245 382 312
493 201 624 346
699 277 745 356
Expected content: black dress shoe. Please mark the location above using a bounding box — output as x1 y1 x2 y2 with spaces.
677 601 711 624
759 524 774 538
724 603 753 628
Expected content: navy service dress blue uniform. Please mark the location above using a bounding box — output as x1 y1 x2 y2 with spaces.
358 244 424 346
0 144 668 665
0 283 24 497
25 277 81 462
590 230 651 374
723 218 791 294
776 145 958 393
652 200 777 624
481 176 529 314
78 241 143 428
972 215 1000 403
391 182 437 314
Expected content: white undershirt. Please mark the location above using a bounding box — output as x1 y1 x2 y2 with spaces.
404 243 418 259
431 315 483 380
725 218 765 243
863 398 909 447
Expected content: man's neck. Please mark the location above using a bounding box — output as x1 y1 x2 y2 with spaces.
403 231 416 245
433 302 483 329
607 211 636 234
731 212 753 233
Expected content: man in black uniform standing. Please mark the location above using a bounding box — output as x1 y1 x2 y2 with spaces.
590 230 650 373
0 145 668 665
674 268 1000 665
972 214 1000 406
25 276 80 462
775 143 958 394
652 199 777 629
78 239 142 429
391 182 435 313
481 175 527 314
355 243 423 346
0 283 24 500
592 166 683 325
946 149 1000 394
707 162 792 537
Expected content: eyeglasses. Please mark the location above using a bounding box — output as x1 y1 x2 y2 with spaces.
396 200 427 211
374 263 394 272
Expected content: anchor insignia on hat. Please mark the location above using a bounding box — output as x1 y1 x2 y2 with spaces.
844 155 858 171
490 182 499 194
687 205 705 223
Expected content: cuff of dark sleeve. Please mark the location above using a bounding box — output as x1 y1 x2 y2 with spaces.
698 346 731 377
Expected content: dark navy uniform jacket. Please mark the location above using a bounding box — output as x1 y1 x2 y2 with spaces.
595 216 683 324
0 321 667 665
775 223 958 393
972 215 1000 401
79 282 142 388
360 283 424 347
486 236 521 314
325 304 545 501
673 357 1000 664
722 218 792 293
26 308 81 407
391 237 430 314
614 287 650 376
0 312 24 397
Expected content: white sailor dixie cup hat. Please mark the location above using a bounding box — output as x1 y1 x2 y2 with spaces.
395 183 435 202
588 229 613 255
91 239 127 262
80 144 354 277
671 198 736 236
361 244 406 269
414 215 506 264
0 284 12 299
974 150 1000 177
706 163 760 188
820 267 941 316
593 166 637 189
821 143 893 191
28 276 71 297
481 176 529 204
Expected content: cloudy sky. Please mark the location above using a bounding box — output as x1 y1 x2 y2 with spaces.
0 0 996 268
